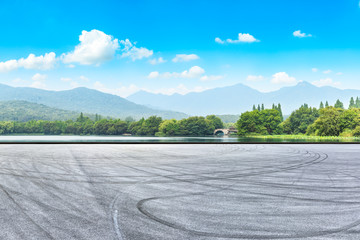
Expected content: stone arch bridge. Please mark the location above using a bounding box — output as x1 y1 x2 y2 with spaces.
214 128 238 135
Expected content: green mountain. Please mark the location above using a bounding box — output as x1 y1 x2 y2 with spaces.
0 84 187 120
0 100 94 121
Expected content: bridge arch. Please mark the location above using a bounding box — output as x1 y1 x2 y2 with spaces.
214 128 238 136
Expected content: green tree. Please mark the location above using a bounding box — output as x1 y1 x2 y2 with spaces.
325 101 329 107
349 97 355 109
261 104 264 111
338 108 360 132
307 107 342 136
319 101 324 109
334 99 344 109
205 115 224 129
281 104 319 134
356 97 360 108
158 119 179 136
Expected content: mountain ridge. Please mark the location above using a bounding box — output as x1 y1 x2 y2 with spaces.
127 81 360 115
0 84 188 120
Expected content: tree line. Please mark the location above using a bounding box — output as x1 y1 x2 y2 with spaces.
237 97 360 137
0 113 224 136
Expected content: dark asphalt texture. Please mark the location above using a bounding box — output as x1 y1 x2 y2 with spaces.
0 144 359 239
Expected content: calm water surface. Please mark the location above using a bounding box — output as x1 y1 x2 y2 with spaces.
0 135 357 143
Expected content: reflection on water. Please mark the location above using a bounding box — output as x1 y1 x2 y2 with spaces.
0 135 358 143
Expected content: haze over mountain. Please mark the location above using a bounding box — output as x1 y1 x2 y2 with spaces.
0 84 187 120
127 82 360 115
0 101 96 122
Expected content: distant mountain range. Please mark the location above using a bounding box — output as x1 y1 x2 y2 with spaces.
0 84 187 120
127 82 360 115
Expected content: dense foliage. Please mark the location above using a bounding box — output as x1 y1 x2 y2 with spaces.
236 109 282 135
2 97 360 138
281 104 319 134
0 114 224 137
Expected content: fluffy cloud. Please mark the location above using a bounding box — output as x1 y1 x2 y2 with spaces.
148 57 166 65
60 77 72 82
323 69 332 74
200 75 224 81
246 75 265 81
312 78 340 87
147 66 205 79
148 71 160 79
312 68 318 72
293 30 312 38
62 29 119 65
120 39 153 61
32 73 47 82
215 37 224 44
215 33 259 44
172 54 199 62
79 75 89 81
151 84 209 95
0 52 56 73
31 73 47 89
93 81 141 97
271 72 297 84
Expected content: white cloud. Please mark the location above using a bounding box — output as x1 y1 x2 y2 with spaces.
246 75 265 81
32 73 47 82
336 72 343 75
79 75 89 81
148 66 205 79
323 69 332 74
60 77 72 82
93 82 209 97
151 84 209 95
93 81 141 98
12 78 23 83
148 57 166 65
70 81 80 88
215 37 224 44
200 75 224 81
181 66 205 78
62 29 119 65
312 68 318 72
271 72 297 84
31 81 46 89
215 33 260 44
172 54 199 62
31 73 47 89
120 39 153 61
148 71 160 79
312 78 341 87
293 30 312 38
0 52 56 73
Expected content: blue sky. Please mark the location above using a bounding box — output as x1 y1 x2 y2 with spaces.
0 0 360 96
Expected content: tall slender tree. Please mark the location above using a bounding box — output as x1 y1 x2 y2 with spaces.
349 97 355 109
261 104 264 111
325 101 329 107
356 97 360 108
252 105 256 111
278 103 283 121
319 101 324 109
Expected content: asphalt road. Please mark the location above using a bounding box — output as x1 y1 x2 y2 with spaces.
0 144 359 239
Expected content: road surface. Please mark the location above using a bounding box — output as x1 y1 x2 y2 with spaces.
0 144 359 239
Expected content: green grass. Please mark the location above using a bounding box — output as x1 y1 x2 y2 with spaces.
246 134 360 141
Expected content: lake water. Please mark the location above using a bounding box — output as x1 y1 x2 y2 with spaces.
0 135 357 143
